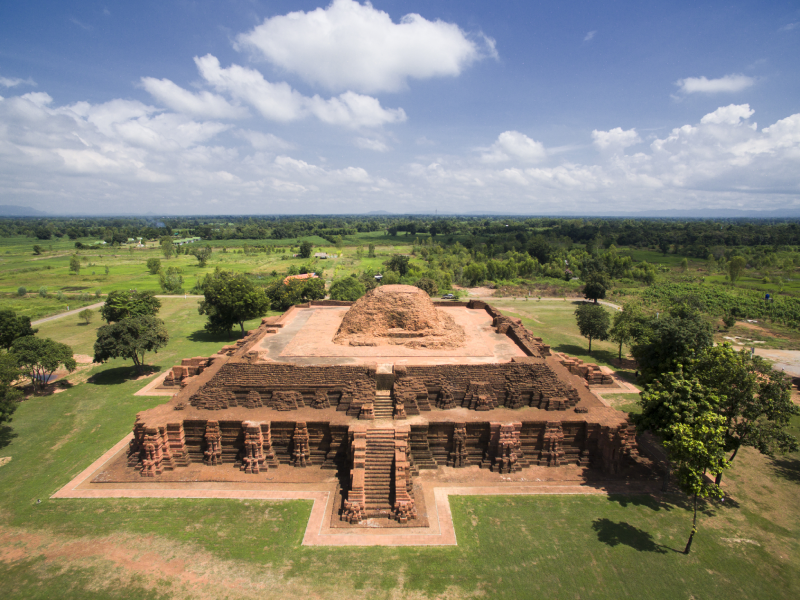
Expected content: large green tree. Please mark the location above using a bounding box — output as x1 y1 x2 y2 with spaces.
385 254 410 276
298 241 313 259
609 303 643 360
0 309 37 350
631 306 712 384
664 412 729 554
687 344 799 483
266 277 325 311
100 290 161 323
93 315 169 374
574 303 610 352
198 270 271 336
12 336 76 391
329 275 366 301
0 352 23 425
190 244 212 267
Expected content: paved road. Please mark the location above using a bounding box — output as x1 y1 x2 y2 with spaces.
30 295 203 326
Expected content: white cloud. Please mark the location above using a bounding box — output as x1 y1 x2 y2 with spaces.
676 74 755 94
235 0 494 93
700 104 754 125
779 22 798 31
0 76 36 88
195 54 406 128
141 77 249 119
592 127 641 150
354 137 390 152
235 130 294 150
584 31 596 42
482 131 546 163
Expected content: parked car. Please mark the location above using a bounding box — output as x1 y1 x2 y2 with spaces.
441 293 455 299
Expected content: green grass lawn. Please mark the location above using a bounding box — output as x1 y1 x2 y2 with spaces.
1 284 799 598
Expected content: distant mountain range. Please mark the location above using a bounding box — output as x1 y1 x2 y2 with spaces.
0 205 49 217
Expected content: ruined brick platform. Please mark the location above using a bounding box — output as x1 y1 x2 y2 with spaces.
109 292 641 530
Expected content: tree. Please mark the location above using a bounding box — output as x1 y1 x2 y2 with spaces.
635 369 722 492
574 303 610 352
664 412 728 554
190 244 212 267
198 270 271 336
265 277 325 311
608 303 643 360
11 336 76 391
100 290 161 323
32 245 42 255
687 344 799 483
727 256 747 284
368 244 376 258
0 309 38 350
631 307 712 384
78 309 93 325
329 276 366 301
69 254 81 274
386 254 410 276
159 267 184 294
146 258 161 274
298 241 313 259
160 237 174 259
415 277 438 296
463 262 487 286
0 352 23 425
93 315 169 374
582 274 608 303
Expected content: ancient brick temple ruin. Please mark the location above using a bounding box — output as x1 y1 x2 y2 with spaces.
128 285 638 525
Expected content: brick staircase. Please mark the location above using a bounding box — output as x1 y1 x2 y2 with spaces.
363 428 395 517
373 390 394 420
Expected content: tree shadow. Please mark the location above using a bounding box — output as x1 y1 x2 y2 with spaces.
605 491 739 515
551 343 617 365
0 425 18 450
87 365 160 385
770 456 800 484
186 329 238 343
592 518 676 553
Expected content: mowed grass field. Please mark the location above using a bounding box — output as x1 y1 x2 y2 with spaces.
1 297 799 598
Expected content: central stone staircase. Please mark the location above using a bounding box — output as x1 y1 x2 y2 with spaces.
363 427 395 516
373 390 394 419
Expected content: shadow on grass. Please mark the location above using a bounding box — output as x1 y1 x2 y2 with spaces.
770 456 800 484
0 425 17 450
592 518 674 553
87 365 160 385
551 343 617 365
187 329 240 343
606 492 740 516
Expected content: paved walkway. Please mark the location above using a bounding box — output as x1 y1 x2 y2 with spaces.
52 434 650 547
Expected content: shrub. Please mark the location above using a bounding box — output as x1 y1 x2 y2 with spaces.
78 309 93 325
95 289 102 298
17 287 27 297
38 286 48 298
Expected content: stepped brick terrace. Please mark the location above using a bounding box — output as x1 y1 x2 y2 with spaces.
91 286 642 529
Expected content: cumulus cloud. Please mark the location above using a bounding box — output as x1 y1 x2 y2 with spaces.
592 127 641 150
354 137 390 152
0 75 36 88
481 131 546 163
235 0 495 93
676 74 755 94
195 54 406 128
700 104 755 125
141 77 249 119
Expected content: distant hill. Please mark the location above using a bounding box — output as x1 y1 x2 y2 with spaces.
0 205 49 217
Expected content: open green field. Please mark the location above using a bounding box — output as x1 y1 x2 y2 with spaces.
1 297 799 598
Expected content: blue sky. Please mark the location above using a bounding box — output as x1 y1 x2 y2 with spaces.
1 0 799 215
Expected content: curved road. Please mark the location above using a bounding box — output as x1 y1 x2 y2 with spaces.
30 295 203 326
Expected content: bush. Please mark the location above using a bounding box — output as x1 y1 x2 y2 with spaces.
95 289 102 298
723 313 737 328
415 277 438 296
146 258 161 275
17 287 27 297
78 309 93 325
38 286 48 298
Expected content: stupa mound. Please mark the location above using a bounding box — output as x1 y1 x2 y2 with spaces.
333 284 465 349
